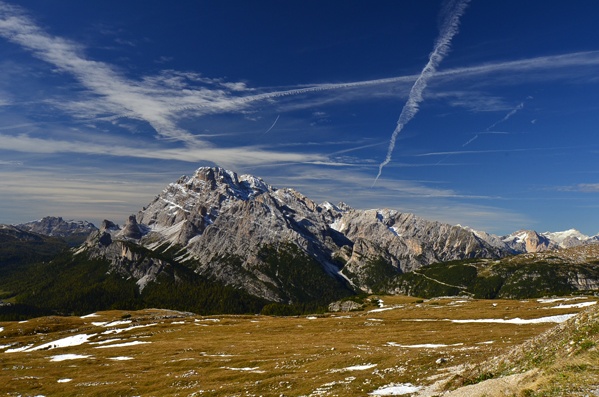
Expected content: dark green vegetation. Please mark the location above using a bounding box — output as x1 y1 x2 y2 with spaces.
387 258 599 299
0 237 353 320
257 243 354 305
2 225 599 321
0 245 270 321
0 227 69 270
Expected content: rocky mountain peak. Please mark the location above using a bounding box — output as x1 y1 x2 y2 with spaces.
100 220 119 232
187 166 272 200
541 229 591 248
502 230 557 253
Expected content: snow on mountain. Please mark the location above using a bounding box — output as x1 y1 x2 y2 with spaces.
541 229 593 248
16 216 97 238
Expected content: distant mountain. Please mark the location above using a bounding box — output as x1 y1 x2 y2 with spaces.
501 230 558 253
16 216 97 246
541 228 598 248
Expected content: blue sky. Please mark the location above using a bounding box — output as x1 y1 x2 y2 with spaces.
1 0 599 235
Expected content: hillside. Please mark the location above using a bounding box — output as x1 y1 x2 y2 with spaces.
385 244 599 298
448 302 599 396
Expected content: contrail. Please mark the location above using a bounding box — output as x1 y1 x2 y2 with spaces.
263 115 280 134
434 99 531 166
486 101 524 131
373 0 470 186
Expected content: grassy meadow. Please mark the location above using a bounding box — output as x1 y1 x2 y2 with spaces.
0 295 597 396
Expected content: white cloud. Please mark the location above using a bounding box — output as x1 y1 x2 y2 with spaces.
0 133 325 168
2 0 598 153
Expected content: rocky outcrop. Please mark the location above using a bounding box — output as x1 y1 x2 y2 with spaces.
121 215 144 240
83 224 170 293
328 300 363 312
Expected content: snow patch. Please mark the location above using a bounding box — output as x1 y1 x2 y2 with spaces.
386 342 463 348
57 378 72 383
95 341 151 349
331 363 377 372
549 301 596 309
48 354 91 362
222 366 265 373
451 314 576 324
388 226 401 237
369 383 421 395
102 323 155 335
80 313 99 318
329 219 346 232
103 320 132 327
90 338 122 345
9 334 97 352
369 306 401 313
109 356 134 361
538 297 585 303
5 344 33 353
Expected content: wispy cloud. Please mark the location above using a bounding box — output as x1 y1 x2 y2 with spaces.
263 166 528 233
0 133 325 168
1 0 598 155
417 145 586 158
0 169 165 224
556 183 599 193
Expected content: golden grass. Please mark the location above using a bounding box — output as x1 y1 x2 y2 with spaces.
0 295 597 396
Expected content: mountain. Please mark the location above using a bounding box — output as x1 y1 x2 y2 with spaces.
2 166 598 319
501 229 558 253
16 216 97 246
541 228 598 248
79 166 521 301
500 228 599 252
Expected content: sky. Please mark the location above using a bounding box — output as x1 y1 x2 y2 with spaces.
1 0 599 236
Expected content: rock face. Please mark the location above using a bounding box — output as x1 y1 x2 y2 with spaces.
502 230 558 253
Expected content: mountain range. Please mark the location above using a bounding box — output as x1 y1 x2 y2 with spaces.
1 166 598 318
